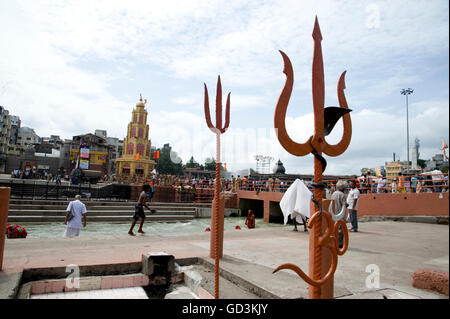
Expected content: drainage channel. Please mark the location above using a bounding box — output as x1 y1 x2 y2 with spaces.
14 253 268 299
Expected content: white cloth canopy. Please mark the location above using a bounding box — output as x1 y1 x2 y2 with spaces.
279 179 312 225
422 170 445 181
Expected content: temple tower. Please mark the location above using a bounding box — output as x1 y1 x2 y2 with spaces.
116 95 155 181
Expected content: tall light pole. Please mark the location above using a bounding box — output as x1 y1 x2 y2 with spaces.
401 88 413 172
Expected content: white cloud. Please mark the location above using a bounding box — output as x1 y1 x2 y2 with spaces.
0 0 448 176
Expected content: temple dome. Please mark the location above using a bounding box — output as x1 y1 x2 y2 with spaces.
273 159 286 174
136 95 145 108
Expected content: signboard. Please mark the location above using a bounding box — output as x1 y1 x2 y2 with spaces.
80 147 90 159
79 159 89 169
37 165 50 170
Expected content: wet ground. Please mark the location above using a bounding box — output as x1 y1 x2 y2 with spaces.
14 217 282 239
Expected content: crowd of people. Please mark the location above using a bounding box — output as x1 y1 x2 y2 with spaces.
11 168 64 183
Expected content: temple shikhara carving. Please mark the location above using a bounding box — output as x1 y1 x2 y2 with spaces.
116 95 155 181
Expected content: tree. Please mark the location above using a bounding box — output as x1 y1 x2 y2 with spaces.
417 159 427 169
155 145 184 175
360 167 375 176
204 157 224 171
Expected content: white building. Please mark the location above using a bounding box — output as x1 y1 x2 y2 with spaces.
17 126 40 147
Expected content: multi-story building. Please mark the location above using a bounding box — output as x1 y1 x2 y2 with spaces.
67 133 114 176
426 154 448 171
94 129 123 174
41 135 64 150
1 106 24 170
385 161 404 179
116 96 155 181
17 126 40 147
0 106 11 155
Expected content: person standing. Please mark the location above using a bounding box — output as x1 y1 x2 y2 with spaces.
245 209 256 229
346 181 360 232
128 184 153 236
63 195 87 237
331 180 348 247
398 172 406 193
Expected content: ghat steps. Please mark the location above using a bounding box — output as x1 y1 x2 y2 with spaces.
7 199 210 223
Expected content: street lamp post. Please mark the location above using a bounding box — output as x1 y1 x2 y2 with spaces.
401 88 414 172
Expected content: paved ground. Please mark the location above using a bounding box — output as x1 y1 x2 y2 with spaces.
1 221 449 299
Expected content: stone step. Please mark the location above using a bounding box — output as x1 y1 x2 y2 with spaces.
8 210 195 216
7 215 195 223
8 205 197 212
9 199 210 207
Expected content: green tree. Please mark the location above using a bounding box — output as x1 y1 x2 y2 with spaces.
417 159 427 169
204 157 224 171
155 146 184 175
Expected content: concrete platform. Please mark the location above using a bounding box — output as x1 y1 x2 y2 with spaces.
1 221 448 299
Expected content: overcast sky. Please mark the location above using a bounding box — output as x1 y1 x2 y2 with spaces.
0 0 448 175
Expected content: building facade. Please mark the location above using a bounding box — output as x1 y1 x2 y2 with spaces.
17 126 40 147
116 96 155 181
385 161 410 179
67 133 113 176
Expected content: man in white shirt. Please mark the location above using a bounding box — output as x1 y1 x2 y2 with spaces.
377 177 386 193
346 181 360 232
63 195 87 237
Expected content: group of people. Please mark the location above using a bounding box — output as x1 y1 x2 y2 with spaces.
357 173 448 194
11 168 64 184
331 180 360 234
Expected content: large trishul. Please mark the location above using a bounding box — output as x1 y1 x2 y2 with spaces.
273 16 352 299
203 75 231 299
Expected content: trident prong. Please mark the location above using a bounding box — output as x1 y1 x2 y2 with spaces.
273 16 352 299
204 75 231 135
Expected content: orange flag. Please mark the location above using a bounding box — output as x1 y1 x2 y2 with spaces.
135 153 140 161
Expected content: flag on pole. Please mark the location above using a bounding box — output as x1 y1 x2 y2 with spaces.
153 150 160 159
135 153 140 161
144 99 147 104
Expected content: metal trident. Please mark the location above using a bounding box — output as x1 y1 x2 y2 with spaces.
204 75 230 299
272 17 352 299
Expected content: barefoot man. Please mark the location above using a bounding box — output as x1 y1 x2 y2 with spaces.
129 184 153 236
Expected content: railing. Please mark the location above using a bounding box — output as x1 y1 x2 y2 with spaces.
3 172 447 202
235 173 449 194
0 180 130 201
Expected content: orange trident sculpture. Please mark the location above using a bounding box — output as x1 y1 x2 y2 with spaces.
441 139 448 161
204 75 231 299
273 16 352 299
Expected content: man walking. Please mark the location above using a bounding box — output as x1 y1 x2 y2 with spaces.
128 184 153 236
63 195 87 237
346 181 360 232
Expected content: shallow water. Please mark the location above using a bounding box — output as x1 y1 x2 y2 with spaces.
14 218 283 239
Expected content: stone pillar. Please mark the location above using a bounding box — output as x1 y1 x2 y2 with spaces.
0 187 11 270
263 200 270 222
308 199 333 299
209 194 225 259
